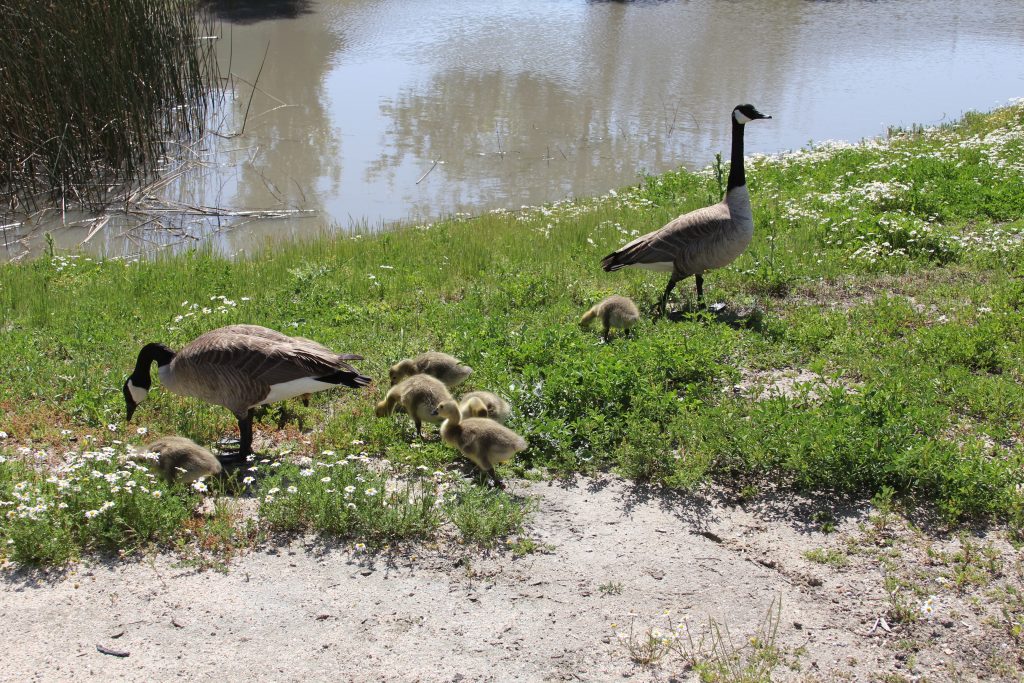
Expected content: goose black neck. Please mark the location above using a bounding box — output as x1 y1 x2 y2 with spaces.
727 118 746 191
130 343 176 388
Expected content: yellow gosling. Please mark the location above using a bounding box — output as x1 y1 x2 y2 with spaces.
580 295 641 340
434 399 527 488
458 391 512 424
134 436 222 485
389 351 473 387
375 373 453 438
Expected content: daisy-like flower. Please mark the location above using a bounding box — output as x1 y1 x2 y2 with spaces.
287 485 298 494
60 429 72 436
919 597 935 616
0 431 8 439
152 491 162 498
320 476 331 483
354 542 367 552
300 468 314 477
242 476 255 485
136 427 148 436
344 485 356 494
346 502 357 510
192 480 208 493
84 510 99 519
322 450 335 457
107 423 117 432
364 488 379 496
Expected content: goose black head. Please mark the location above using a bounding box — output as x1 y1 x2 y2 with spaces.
123 342 175 421
733 104 772 124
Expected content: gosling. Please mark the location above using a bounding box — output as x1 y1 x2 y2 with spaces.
134 436 223 485
459 391 512 424
389 351 473 387
433 400 527 489
580 295 641 341
375 373 453 437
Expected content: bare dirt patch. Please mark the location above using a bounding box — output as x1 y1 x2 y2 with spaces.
2 476 1020 681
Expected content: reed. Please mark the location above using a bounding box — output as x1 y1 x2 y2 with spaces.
0 0 216 211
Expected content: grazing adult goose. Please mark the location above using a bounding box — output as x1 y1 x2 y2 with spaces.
433 400 527 489
389 351 473 387
375 373 453 438
133 436 222 485
601 104 772 315
580 295 641 341
458 391 512 424
123 325 371 458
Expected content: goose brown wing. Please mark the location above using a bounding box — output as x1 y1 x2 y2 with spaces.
601 203 731 271
215 325 363 361
181 333 361 386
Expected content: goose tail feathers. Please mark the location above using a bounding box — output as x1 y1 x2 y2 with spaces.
318 369 373 388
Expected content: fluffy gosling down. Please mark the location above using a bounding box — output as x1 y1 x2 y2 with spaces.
434 400 527 488
458 391 512 424
389 351 473 387
375 373 453 437
580 295 640 340
134 436 222 485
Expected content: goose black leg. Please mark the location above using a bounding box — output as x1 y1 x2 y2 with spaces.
695 274 705 308
238 409 255 457
658 276 679 318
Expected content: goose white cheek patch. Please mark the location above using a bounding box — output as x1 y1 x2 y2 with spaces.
734 111 753 124
127 380 149 404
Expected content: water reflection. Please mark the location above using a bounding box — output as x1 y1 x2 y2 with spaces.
200 0 315 24
6 0 1024 260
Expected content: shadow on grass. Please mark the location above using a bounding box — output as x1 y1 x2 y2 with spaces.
661 301 772 335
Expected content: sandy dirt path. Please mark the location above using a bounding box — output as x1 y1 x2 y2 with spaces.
2 476 1015 681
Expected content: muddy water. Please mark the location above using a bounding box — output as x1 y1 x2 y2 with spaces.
7 0 1024 259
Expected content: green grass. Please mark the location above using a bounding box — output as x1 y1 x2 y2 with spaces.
2 102 1024 565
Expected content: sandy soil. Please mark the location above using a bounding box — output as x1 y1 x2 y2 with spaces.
2 476 1020 682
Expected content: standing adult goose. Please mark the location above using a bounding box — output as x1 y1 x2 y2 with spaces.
123 324 371 458
601 104 772 315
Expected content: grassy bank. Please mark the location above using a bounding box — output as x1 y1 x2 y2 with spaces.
2 102 1023 565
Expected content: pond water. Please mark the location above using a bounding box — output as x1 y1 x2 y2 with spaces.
6 0 1024 260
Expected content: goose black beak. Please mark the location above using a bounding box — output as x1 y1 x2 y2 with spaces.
123 382 137 422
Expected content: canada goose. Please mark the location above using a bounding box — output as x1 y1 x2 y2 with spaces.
133 436 222 485
580 295 641 340
375 373 453 437
602 104 772 315
123 324 371 458
433 400 527 488
389 351 473 387
459 391 512 424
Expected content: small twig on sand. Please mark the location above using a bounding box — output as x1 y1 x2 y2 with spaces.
96 644 130 658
